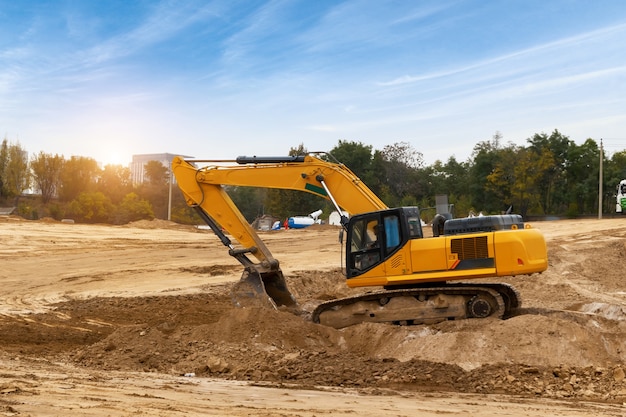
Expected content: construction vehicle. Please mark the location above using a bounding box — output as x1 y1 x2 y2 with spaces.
172 153 548 329
617 180 626 214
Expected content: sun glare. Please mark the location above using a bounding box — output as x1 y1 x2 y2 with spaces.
101 152 130 167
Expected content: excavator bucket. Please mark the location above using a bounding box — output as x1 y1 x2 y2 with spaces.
231 266 298 310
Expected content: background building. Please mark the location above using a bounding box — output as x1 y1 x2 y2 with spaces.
130 153 193 185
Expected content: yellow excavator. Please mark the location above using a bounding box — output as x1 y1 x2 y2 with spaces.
172 153 548 328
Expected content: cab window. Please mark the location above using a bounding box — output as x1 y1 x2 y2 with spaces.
383 215 401 255
350 217 381 271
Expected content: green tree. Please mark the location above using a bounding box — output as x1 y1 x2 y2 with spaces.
144 160 169 186
137 160 169 219
509 147 550 216
59 156 100 202
329 140 378 189
67 191 114 223
483 142 554 217
518 146 554 215
170 202 202 225
566 139 601 215
485 144 518 212
526 129 573 214
114 192 154 224
605 150 626 213
229 186 267 222
0 138 9 200
31 152 64 204
469 132 507 213
421 160 446 218
4 142 30 205
329 140 372 175
424 156 473 217
327 139 389 205
98 164 132 204
379 142 423 207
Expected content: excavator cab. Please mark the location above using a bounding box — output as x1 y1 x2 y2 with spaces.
346 207 422 277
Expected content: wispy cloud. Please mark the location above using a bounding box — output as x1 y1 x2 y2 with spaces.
379 21 626 88
76 2 223 68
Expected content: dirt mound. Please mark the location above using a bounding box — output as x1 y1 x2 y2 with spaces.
1 263 625 401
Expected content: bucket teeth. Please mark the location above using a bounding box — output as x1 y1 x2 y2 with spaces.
231 267 297 309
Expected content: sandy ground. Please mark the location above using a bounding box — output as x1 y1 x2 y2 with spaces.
2 216 626 416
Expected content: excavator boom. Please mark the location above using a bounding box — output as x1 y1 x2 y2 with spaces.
172 153 385 310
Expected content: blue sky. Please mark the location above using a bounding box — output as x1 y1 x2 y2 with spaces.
1 0 625 166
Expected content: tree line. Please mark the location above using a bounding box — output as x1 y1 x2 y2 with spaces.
0 129 623 225
0 139 191 223
234 130 626 222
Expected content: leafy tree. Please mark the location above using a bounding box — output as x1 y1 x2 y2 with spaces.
329 140 378 189
443 156 470 188
367 150 386 198
229 186 267 222
67 191 114 223
379 142 423 207
607 150 626 182
170 203 202 225
0 138 8 200
137 160 169 219
508 147 547 216
329 140 373 176
4 142 30 205
144 160 169 185
484 141 554 216
420 160 446 218
381 141 423 169
566 139 600 215
469 133 507 213
517 146 555 215
98 164 132 204
485 144 518 212
114 192 154 224
605 150 626 212
326 139 391 207
31 152 64 204
526 130 573 214
422 156 474 217
59 156 100 202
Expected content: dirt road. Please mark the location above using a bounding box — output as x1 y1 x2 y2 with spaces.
2 216 626 416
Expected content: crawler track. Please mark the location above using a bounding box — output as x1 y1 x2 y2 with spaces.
312 283 520 329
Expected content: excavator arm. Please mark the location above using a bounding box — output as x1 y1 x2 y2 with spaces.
171 153 385 309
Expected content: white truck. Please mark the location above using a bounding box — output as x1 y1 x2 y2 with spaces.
617 180 626 214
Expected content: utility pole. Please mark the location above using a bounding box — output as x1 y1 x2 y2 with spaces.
168 160 173 221
599 138 603 219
